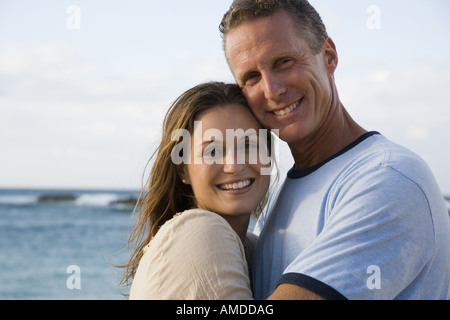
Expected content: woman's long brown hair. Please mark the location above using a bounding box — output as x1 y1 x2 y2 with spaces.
118 82 253 291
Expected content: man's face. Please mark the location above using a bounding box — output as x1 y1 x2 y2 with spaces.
225 10 337 145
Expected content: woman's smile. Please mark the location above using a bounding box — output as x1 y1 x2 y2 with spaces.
217 178 254 192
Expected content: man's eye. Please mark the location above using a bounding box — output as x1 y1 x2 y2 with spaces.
277 58 294 69
244 72 260 85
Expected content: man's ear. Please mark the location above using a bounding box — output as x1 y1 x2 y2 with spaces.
322 37 338 76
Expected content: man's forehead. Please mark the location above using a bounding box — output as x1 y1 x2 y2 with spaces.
226 13 285 51
225 17 308 79
226 37 273 71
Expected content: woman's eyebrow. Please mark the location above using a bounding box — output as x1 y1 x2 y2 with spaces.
200 139 222 147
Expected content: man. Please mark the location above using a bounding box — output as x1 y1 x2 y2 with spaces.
220 0 450 300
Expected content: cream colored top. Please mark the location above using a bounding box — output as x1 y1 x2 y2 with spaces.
129 208 253 300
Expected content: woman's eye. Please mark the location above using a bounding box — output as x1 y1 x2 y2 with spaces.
204 147 214 157
237 141 258 154
246 141 258 151
203 146 222 158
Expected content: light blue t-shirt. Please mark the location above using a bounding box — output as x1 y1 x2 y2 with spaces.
253 132 450 300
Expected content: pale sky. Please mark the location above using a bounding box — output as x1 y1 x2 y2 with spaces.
0 0 449 194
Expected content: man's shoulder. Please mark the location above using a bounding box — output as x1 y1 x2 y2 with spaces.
339 133 432 182
367 135 437 186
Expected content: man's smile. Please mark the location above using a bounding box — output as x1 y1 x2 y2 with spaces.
272 98 302 117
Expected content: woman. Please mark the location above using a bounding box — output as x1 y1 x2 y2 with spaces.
120 82 272 299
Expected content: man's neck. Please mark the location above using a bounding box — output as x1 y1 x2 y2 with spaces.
289 103 366 170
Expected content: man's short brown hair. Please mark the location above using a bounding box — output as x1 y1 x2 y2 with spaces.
220 0 328 54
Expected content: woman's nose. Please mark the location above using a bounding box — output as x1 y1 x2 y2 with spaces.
223 150 246 174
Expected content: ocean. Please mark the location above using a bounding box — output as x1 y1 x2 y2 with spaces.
0 188 138 300
1 188 449 300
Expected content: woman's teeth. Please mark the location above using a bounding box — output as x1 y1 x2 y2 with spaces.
273 101 300 116
219 179 251 190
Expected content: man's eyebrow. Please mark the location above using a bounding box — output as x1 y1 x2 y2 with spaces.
237 70 254 84
235 51 302 85
233 57 259 86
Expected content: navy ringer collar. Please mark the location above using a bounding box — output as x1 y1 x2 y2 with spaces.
287 131 380 179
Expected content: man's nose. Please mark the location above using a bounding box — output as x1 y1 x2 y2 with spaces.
262 73 287 101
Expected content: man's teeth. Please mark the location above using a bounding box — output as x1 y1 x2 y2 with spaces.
273 101 300 116
219 179 251 190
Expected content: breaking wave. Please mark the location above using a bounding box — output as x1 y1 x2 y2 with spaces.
0 190 138 207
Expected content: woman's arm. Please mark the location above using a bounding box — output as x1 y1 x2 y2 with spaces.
130 209 253 300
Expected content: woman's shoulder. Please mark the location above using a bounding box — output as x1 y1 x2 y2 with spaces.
132 208 251 300
145 208 245 273
173 208 229 223
163 208 232 233
152 208 238 248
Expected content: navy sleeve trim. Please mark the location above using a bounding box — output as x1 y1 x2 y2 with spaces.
278 273 347 300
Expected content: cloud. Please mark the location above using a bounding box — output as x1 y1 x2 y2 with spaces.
0 43 162 188
338 58 450 125
336 57 450 193
0 42 233 102
0 42 235 189
0 43 144 102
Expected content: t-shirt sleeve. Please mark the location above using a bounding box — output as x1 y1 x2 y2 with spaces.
130 209 252 300
282 165 435 300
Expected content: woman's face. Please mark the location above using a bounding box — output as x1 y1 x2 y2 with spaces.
180 103 271 219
